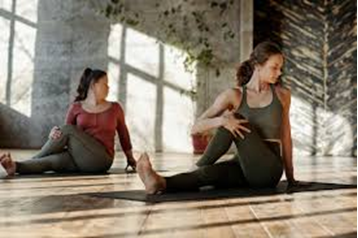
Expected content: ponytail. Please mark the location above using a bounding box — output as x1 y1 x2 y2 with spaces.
74 68 107 102
236 59 254 86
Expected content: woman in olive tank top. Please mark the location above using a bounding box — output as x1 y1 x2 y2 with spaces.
137 41 301 194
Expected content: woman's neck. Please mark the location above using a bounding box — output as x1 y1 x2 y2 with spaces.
84 91 105 106
246 71 270 93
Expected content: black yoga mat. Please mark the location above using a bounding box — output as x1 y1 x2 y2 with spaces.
13 168 167 179
13 170 127 179
87 181 356 203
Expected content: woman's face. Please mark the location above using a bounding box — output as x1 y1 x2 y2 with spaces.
92 75 109 101
258 54 284 84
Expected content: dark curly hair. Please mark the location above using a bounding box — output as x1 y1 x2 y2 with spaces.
74 68 107 102
236 41 283 86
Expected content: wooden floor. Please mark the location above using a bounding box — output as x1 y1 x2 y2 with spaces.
0 150 356 238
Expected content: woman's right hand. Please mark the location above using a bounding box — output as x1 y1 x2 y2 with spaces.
49 126 62 140
222 113 251 139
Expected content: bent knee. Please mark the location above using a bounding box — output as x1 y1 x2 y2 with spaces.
217 113 253 135
60 124 77 133
233 113 246 120
234 113 254 131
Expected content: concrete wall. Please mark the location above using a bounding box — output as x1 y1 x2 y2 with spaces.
0 0 110 148
0 0 247 152
254 0 356 156
1 0 355 156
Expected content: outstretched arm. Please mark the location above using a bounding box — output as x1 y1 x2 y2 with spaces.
116 103 136 169
280 89 295 183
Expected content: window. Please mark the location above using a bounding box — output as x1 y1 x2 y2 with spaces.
0 0 38 117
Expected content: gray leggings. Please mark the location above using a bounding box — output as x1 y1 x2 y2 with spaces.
16 125 113 174
165 114 283 191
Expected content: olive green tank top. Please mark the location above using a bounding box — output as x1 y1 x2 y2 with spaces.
236 84 283 140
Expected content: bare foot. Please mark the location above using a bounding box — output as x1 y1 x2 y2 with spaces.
0 153 16 177
137 153 166 194
0 153 6 162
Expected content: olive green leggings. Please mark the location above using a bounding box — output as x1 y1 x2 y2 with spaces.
165 114 283 191
16 125 113 174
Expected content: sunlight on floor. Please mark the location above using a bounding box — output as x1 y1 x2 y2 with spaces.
0 150 356 238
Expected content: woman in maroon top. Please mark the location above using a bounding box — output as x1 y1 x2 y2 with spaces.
0 68 137 176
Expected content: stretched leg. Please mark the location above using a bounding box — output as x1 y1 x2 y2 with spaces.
137 153 246 194
16 152 78 174
166 156 247 192
137 117 282 193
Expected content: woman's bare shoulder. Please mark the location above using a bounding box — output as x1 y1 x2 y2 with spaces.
275 85 291 97
274 85 291 109
216 87 240 100
223 87 243 109
226 87 243 97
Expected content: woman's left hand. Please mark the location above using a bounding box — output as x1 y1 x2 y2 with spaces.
125 157 137 172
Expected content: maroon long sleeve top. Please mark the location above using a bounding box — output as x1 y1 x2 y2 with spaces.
65 102 132 158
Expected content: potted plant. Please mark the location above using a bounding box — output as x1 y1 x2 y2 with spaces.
192 131 213 154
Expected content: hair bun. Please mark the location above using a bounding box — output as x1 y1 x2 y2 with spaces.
84 68 92 77
236 60 254 86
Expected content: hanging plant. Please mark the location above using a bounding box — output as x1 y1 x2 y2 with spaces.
99 0 236 76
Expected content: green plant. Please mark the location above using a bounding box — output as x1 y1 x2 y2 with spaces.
100 0 237 76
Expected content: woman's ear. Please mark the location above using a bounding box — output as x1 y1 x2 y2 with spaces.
89 82 95 90
254 64 260 72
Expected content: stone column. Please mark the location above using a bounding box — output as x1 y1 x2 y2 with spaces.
31 0 110 146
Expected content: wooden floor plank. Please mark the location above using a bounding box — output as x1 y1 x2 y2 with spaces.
0 150 356 237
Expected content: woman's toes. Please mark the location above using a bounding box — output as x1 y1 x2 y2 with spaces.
1 155 16 177
0 153 7 161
